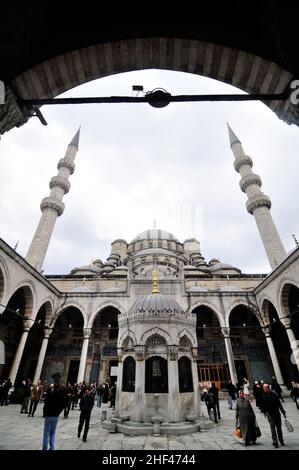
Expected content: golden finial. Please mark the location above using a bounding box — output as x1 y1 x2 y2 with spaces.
152 270 159 294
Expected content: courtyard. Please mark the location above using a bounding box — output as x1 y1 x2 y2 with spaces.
0 398 298 451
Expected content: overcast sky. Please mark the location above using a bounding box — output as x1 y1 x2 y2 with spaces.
0 69 298 275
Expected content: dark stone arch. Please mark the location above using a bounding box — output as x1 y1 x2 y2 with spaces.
18 301 53 382
281 283 299 340
0 267 4 301
0 286 33 380
266 299 299 385
178 356 193 393
90 306 120 384
44 306 84 385
2 33 297 135
122 356 136 392
192 305 228 388
229 304 271 386
145 356 168 393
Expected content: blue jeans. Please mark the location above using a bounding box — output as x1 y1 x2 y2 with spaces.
43 416 59 450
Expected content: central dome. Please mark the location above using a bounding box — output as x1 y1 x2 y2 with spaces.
129 293 184 316
131 229 178 243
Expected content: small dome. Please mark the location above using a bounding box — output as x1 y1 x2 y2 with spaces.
70 265 102 274
209 262 241 273
209 258 220 266
132 229 178 243
129 293 183 316
92 259 103 267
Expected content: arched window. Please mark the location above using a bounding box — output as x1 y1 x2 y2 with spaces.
178 356 193 393
145 356 168 393
122 356 136 392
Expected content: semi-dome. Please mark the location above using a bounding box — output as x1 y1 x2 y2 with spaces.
129 293 184 316
209 262 241 273
131 229 179 243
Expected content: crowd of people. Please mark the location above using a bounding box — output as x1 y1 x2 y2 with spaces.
201 376 299 449
1 376 116 450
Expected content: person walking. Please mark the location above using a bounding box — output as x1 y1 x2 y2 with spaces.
290 381 299 410
260 383 286 448
28 380 44 417
77 385 94 442
20 379 32 414
236 390 257 446
243 378 250 398
227 380 237 410
271 376 284 402
42 383 66 450
209 382 221 420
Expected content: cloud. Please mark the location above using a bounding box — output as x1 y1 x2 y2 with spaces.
0 70 298 274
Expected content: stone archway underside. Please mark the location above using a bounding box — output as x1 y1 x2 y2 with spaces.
1 37 297 135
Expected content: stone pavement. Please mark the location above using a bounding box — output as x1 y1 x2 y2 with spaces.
0 398 298 450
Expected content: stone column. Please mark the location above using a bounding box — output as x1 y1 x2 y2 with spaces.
280 318 299 372
77 328 91 383
191 347 200 418
114 349 123 416
10 318 33 385
262 325 284 385
221 328 238 385
134 346 145 422
33 327 52 383
168 346 180 422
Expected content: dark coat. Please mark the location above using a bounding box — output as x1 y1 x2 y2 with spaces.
260 391 285 415
43 386 66 417
79 393 94 413
236 397 256 444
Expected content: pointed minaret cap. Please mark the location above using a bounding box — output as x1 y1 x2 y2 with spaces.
69 127 81 148
227 123 241 148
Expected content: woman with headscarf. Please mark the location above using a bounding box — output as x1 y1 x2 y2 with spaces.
236 390 257 446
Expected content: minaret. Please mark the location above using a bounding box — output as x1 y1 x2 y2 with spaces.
26 128 80 271
228 124 286 269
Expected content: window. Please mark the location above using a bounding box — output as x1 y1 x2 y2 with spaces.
122 356 136 392
145 356 168 393
178 356 193 392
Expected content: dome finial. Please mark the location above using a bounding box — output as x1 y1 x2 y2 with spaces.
152 270 159 294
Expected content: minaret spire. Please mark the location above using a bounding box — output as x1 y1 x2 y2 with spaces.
228 124 286 270
26 128 80 271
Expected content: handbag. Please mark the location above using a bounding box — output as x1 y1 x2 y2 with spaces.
284 418 294 432
234 426 242 438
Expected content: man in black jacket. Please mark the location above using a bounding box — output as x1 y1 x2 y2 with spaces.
42 383 66 450
78 385 94 442
260 383 286 448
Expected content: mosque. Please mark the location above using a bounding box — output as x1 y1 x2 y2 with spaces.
0 126 299 428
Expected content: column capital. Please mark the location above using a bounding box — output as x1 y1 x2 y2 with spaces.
23 318 34 332
191 347 198 362
135 345 145 361
83 328 92 338
262 325 272 336
279 316 291 328
117 348 123 362
221 327 230 337
168 345 178 361
43 326 53 339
